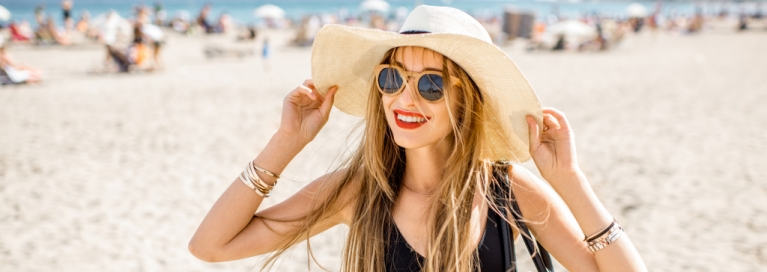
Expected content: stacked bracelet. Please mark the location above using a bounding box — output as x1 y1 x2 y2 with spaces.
585 219 625 253
239 160 279 197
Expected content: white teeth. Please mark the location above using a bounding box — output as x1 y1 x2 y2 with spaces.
397 114 426 123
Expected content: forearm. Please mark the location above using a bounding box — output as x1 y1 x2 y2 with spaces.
549 170 647 271
189 131 304 256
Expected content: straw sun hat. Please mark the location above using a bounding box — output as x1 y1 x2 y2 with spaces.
311 5 542 162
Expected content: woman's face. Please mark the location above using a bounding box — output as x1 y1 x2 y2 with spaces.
381 46 458 150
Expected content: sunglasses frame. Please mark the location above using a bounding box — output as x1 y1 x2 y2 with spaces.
374 64 455 103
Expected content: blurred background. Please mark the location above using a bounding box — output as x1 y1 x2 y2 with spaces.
1 0 766 271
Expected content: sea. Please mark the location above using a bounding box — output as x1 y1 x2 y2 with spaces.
0 0 735 26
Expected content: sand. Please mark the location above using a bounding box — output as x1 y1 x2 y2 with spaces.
1 24 766 271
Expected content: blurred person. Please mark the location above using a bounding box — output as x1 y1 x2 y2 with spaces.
595 21 608 51
687 9 704 33
105 22 151 72
154 1 167 26
738 9 749 31
189 6 646 272
292 15 320 46
261 38 270 71
552 34 566 51
526 21 547 51
9 21 33 42
135 5 152 24
75 11 94 38
44 17 71 45
647 2 662 33
237 26 257 41
197 4 213 33
629 17 644 33
0 41 43 84
141 23 165 70
34 4 46 27
370 14 386 30
62 0 74 29
214 13 233 34
171 12 191 33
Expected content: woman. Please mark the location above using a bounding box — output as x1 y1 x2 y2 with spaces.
0 41 43 84
189 6 646 271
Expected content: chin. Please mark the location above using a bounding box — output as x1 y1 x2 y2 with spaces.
388 123 451 150
391 134 428 149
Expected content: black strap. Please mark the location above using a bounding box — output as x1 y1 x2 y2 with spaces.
494 165 554 272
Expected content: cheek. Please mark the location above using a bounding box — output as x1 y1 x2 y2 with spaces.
434 106 453 133
381 96 394 117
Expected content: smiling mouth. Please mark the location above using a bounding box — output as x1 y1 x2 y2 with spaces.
393 109 430 129
397 114 427 123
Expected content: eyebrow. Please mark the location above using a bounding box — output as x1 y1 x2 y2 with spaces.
394 61 443 73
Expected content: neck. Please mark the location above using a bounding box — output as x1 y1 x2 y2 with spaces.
402 138 453 194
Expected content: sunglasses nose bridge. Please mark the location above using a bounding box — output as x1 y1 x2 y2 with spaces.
397 76 419 105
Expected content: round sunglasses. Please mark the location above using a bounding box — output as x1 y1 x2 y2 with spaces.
374 64 454 102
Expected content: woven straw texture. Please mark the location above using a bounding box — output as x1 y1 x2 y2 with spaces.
311 6 542 162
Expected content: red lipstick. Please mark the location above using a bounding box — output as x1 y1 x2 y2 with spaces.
393 109 430 130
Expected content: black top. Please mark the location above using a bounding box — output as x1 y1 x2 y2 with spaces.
385 207 507 271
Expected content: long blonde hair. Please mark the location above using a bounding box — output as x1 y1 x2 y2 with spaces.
260 47 518 271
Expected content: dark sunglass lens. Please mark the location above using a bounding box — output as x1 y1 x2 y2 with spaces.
418 74 445 101
378 68 403 94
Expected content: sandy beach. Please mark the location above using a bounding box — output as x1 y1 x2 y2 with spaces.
1 24 766 271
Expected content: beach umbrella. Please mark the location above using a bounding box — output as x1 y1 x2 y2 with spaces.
360 0 390 13
254 4 285 19
627 3 648 18
91 11 132 45
0 5 11 21
547 20 596 38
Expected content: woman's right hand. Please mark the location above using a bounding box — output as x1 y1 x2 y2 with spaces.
279 79 338 146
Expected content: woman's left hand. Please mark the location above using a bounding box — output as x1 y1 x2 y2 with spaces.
526 107 581 180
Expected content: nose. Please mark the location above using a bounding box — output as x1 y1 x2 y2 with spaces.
397 76 418 106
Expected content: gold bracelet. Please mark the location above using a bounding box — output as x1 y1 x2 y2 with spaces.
248 163 274 197
240 161 277 197
240 172 257 191
252 162 280 179
248 161 277 186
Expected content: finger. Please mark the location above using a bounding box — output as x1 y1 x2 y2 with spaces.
542 113 561 131
319 86 338 116
526 115 541 151
297 85 317 100
303 79 319 95
543 107 571 131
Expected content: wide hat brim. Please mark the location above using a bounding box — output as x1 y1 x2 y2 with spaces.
311 24 542 162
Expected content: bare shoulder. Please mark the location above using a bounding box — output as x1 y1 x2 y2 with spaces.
505 163 569 227
505 164 597 270
506 164 552 214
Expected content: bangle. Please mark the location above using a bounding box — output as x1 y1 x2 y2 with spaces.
586 221 624 253
253 163 280 179
584 218 617 242
239 160 277 197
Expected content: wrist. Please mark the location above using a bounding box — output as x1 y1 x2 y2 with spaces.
270 130 307 156
252 131 305 178
542 164 583 182
274 129 309 150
